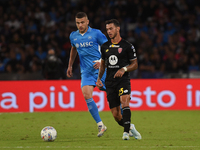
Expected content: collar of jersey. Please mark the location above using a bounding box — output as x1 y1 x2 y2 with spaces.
77 26 92 35
111 38 122 44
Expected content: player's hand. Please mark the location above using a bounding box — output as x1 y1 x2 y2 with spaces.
114 68 125 78
93 60 100 69
96 79 104 89
67 67 73 78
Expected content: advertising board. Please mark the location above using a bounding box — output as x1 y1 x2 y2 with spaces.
0 79 200 112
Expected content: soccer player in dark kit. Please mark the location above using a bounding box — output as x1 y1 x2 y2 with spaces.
96 19 142 140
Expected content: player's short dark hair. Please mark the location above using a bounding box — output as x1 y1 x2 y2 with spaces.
105 19 120 27
75 12 87 19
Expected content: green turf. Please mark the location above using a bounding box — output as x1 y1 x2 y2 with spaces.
0 111 199 150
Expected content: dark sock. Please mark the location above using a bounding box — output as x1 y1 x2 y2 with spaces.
122 107 131 133
117 119 123 127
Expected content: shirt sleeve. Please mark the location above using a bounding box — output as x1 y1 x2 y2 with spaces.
101 45 105 60
127 44 137 60
96 30 108 46
69 32 75 47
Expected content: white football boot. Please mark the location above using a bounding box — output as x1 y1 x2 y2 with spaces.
129 130 134 137
122 132 130 140
129 124 142 140
97 124 107 137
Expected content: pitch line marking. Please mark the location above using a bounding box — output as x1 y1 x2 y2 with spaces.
0 146 200 149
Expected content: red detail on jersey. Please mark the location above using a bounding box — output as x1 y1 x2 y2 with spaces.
118 48 122 53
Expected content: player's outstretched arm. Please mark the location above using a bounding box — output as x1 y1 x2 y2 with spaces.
67 47 77 78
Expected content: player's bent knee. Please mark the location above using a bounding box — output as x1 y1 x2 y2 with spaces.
112 111 122 121
82 91 93 100
84 96 93 100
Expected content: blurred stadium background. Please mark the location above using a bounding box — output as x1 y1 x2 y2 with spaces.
0 1 200 148
0 0 200 80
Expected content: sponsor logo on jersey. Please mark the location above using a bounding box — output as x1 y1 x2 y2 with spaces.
118 48 122 53
74 38 77 41
108 65 119 68
106 49 109 52
124 89 128 93
75 43 79 48
109 55 118 65
109 44 120 48
76 41 93 48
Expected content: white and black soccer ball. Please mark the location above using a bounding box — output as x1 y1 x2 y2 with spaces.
41 126 57 141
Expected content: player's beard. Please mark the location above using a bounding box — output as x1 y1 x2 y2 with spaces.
79 26 87 34
110 31 117 39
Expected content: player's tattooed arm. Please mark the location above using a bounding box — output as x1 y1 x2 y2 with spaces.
127 59 138 72
114 68 125 78
97 59 105 89
97 59 105 80
114 59 138 78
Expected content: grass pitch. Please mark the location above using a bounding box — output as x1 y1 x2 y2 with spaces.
0 111 199 150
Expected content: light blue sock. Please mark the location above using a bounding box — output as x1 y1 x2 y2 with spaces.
86 98 102 123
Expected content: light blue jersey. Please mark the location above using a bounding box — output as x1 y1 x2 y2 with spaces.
70 26 108 88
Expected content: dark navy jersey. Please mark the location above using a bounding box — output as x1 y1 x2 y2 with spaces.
101 39 137 87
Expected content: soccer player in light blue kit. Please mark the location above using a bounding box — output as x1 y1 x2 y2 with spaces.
67 12 107 137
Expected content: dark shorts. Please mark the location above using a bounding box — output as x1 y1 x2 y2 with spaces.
106 80 131 109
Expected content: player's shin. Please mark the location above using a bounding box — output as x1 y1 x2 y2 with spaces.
122 106 131 133
117 119 124 127
85 98 102 123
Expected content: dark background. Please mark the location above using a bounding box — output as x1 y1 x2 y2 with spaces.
0 0 200 80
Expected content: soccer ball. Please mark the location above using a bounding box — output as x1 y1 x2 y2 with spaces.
41 126 57 141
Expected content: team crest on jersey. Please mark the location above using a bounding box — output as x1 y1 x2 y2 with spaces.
88 36 92 39
118 48 122 53
75 43 79 48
